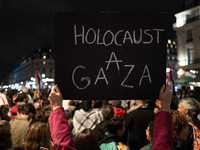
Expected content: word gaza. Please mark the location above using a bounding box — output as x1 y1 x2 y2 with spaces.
72 52 152 90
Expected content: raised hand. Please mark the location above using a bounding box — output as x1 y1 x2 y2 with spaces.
49 85 63 111
159 84 172 112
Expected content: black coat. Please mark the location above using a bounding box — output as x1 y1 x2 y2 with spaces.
179 117 200 150
93 120 109 142
124 106 154 150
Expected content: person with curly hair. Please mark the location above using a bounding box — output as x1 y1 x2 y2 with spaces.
171 110 188 149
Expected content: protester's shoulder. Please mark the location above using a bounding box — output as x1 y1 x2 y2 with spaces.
191 118 200 129
139 143 152 150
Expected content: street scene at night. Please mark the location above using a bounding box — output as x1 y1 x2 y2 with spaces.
0 0 200 150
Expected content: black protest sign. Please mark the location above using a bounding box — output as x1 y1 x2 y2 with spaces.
54 12 167 100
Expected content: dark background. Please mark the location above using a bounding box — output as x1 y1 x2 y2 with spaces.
0 0 182 77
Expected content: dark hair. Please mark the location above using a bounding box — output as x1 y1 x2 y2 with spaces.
75 129 100 150
22 103 36 116
112 100 121 107
65 109 73 119
92 100 102 108
42 100 50 108
35 108 44 122
43 107 52 123
0 105 10 114
107 116 124 134
81 100 92 111
15 93 27 103
148 120 154 140
17 105 23 114
102 105 114 121
34 97 40 103
7 90 14 99
1 89 5 93
69 100 76 106
23 122 53 150
0 120 12 149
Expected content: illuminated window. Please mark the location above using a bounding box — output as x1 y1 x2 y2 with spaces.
43 61 46 65
188 47 193 64
167 49 170 54
167 56 170 60
172 56 175 60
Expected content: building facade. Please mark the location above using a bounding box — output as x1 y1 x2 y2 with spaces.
166 39 178 79
11 47 55 89
174 0 200 79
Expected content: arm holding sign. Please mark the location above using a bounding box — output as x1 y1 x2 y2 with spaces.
48 85 76 150
153 84 173 150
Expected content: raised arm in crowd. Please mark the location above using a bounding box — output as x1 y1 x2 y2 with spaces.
48 85 76 150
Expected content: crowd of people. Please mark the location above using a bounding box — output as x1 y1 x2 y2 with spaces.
0 84 199 150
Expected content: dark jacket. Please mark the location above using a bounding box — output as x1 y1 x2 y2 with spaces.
100 133 129 150
125 106 154 150
179 117 200 150
93 120 109 142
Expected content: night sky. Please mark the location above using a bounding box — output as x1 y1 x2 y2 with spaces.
0 0 182 77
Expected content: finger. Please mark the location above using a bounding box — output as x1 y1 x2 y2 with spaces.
51 86 57 94
165 84 170 93
55 85 62 95
159 84 165 95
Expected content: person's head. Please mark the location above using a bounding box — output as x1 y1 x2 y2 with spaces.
112 100 121 107
146 121 154 143
0 104 10 114
68 100 76 106
15 93 28 103
42 107 52 123
23 122 53 150
135 100 147 107
1 89 7 96
65 109 73 119
171 110 188 142
42 100 51 109
81 100 92 111
75 128 100 150
0 120 12 149
22 103 36 120
35 108 44 122
17 105 24 115
92 100 102 109
0 120 10 131
107 116 125 137
102 105 114 121
177 97 200 118
41 92 49 101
